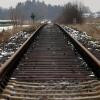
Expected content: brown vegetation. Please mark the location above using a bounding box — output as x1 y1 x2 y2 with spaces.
57 2 86 24
0 23 40 44
69 23 100 40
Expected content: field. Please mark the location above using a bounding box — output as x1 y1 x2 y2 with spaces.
69 18 100 40
69 23 100 40
0 23 39 43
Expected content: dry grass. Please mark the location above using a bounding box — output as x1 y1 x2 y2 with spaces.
0 31 12 43
69 23 100 40
0 23 40 43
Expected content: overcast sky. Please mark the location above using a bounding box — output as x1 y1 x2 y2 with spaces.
0 0 100 12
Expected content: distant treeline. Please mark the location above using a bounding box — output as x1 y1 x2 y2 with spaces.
0 0 91 25
56 2 91 24
0 0 63 21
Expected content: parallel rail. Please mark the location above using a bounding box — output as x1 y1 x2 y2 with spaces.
0 24 100 99
56 24 100 78
0 24 46 91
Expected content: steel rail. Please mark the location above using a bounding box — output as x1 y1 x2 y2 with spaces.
0 24 46 91
0 24 100 99
56 24 100 78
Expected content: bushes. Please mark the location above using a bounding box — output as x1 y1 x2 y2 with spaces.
58 2 86 24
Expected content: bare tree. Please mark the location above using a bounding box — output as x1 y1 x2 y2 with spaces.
58 2 87 24
9 7 17 26
9 6 24 26
15 7 25 26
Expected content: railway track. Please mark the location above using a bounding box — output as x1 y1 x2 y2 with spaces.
64 26 100 60
0 24 100 100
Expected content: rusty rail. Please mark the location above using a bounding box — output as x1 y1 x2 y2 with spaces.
56 24 100 78
0 24 46 91
0 24 100 99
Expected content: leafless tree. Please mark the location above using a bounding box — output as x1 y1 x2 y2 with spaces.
9 7 17 26
9 7 24 26
58 2 87 24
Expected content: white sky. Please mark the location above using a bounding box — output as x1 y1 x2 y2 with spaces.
0 0 100 12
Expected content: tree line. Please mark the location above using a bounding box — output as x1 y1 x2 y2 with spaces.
0 0 90 25
0 0 63 22
57 2 90 24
